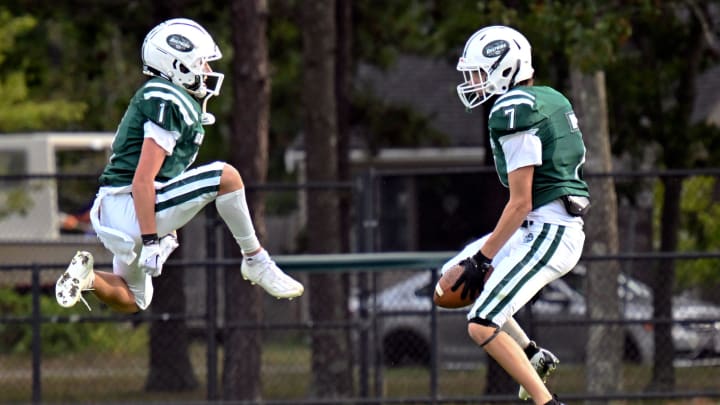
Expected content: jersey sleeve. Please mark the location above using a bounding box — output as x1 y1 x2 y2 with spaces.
135 80 202 135
143 121 179 155
488 89 544 134
136 93 188 134
500 132 542 172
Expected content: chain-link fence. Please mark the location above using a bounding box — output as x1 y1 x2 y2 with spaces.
2 259 720 404
1 168 720 404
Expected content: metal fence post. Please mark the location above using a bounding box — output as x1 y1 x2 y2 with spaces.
429 268 439 404
358 270 369 398
205 209 218 400
355 170 375 399
359 169 384 399
371 271 382 400
31 264 42 404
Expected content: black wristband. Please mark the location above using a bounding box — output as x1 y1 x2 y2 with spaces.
472 250 491 264
141 233 159 246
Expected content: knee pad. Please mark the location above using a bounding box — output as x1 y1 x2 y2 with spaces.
469 317 501 347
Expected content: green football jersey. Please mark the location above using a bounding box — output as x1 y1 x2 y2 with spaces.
99 78 205 186
488 86 589 209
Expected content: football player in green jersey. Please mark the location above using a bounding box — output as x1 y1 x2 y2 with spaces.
56 18 303 314
445 25 591 405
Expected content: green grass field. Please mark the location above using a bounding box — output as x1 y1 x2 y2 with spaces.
1 341 719 404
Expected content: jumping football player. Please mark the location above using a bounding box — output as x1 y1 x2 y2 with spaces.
55 18 303 313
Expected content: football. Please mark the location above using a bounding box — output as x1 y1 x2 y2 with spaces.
433 263 479 309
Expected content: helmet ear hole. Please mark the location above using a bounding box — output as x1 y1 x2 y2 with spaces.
501 67 513 77
173 60 190 74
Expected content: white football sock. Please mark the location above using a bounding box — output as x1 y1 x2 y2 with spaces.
215 188 262 255
501 316 532 349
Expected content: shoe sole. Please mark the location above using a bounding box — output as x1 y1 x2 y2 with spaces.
242 274 304 299
55 252 93 308
518 359 558 400
56 271 84 307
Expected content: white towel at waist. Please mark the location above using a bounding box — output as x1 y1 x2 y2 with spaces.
89 185 138 265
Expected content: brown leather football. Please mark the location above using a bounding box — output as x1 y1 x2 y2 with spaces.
433 263 479 308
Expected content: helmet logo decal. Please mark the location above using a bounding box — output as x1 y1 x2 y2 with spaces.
166 34 194 52
483 40 509 57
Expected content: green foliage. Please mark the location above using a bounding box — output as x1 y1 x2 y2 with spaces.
606 1 720 168
354 0 453 65
0 73 87 131
0 9 34 66
675 176 720 289
352 92 450 154
0 288 147 356
0 187 34 218
266 2 304 176
0 9 86 132
264 0 461 175
652 175 720 292
372 1 632 91
0 148 37 219
522 1 632 73
379 0 520 61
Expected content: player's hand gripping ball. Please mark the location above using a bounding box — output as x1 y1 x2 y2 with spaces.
433 258 493 308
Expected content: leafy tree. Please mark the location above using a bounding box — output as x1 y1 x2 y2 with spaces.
0 9 85 131
606 0 720 390
672 174 720 300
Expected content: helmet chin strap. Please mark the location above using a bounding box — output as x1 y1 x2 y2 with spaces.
200 94 216 125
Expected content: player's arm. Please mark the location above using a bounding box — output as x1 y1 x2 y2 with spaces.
480 99 542 259
132 137 166 236
449 164 534 300
134 123 180 277
451 165 533 300
479 165 533 258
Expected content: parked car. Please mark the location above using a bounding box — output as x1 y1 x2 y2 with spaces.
350 269 720 368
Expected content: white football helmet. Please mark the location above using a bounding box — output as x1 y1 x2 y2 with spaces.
141 18 224 100
456 25 534 109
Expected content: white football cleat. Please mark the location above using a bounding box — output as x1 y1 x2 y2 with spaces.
56 251 95 311
241 250 304 299
519 343 560 400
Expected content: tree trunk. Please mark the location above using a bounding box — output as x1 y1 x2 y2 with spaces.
145 239 199 391
336 0 357 396
649 176 680 391
223 0 270 400
301 0 353 398
144 0 198 393
336 0 352 254
648 8 704 391
570 70 622 403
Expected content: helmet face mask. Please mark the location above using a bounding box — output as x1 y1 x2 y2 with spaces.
456 26 534 109
458 66 494 108
142 18 224 99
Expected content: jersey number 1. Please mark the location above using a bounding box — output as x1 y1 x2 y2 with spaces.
158 102 166 124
